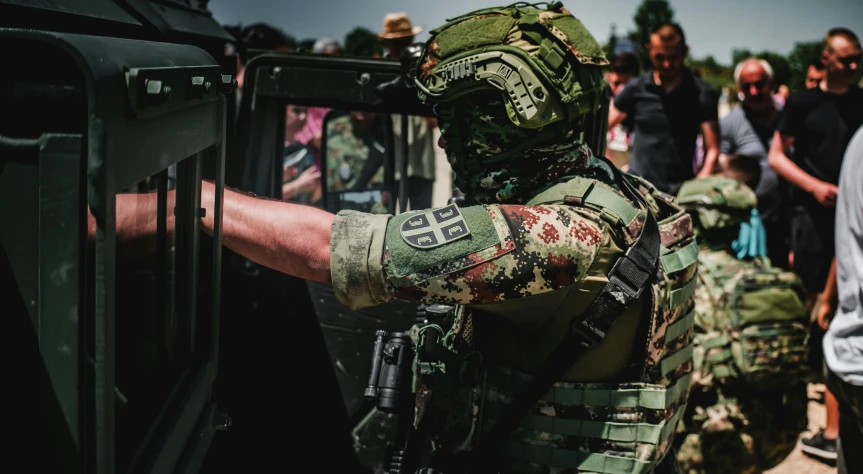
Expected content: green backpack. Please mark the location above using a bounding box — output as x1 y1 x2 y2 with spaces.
696 250 810 390
677 177 810 390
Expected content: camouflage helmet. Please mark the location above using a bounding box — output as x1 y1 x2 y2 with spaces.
413 1 609 130
676 177 758 232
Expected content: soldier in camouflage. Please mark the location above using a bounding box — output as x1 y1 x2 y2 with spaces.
325 110 386 192
330 4 698 473
674 176 809 474
106 3 698 472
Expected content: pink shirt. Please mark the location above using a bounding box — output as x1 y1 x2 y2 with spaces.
294 106 329 168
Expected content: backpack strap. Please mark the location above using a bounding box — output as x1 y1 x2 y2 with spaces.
468 161 661 473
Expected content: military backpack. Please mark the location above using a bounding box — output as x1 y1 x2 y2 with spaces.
696 251 809 390
677 177 810 391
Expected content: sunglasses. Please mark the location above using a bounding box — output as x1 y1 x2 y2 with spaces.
838 55 862 67
740 80 768 90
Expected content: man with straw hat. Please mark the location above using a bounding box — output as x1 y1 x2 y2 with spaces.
377 11 423 59
377 11 439 210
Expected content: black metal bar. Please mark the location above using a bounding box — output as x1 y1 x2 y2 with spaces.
210 99 226 369
188 153 202 355
174 157 192 356
94 118 116 474
38 134 84 451
244 53 433 117
383 116 396 215
398 114 410 213
272 103 287 199
318 109 344 212
156 168 169 364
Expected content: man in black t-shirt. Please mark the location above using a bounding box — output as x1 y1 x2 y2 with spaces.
769 27 863 296
609 22 720 195
769 29 862 463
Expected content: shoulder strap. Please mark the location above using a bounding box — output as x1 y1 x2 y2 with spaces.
528 176 643 230
469 161 661 472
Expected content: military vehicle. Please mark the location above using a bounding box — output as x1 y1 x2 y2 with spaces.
2 1 435 473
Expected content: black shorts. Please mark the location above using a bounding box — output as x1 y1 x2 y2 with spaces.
808 320 827 382
791 208 835 293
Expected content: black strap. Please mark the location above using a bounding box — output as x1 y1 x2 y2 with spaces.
467 164 661 473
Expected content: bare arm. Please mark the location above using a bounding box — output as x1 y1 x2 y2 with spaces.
608 102 627 129
696 120 720 178
767 131 838 206
89 182 335 282
817 258 838 330
201 181 333 281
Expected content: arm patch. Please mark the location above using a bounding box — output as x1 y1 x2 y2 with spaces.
384 204 514 286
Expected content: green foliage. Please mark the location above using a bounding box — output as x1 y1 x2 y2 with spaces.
787 40 824 90
344 27 383 58
687 55 733 91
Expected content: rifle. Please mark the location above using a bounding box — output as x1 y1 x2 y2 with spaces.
364 330 416 473
364 304 456 474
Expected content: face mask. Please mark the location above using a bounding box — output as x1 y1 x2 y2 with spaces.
436 91 607 204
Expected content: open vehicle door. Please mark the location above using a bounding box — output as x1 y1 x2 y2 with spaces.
223 51 437 473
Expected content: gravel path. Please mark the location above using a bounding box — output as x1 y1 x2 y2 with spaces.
764 384 837 474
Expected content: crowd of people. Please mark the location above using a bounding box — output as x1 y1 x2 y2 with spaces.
223 12 439 210
603 22 862 474
216 9 862 474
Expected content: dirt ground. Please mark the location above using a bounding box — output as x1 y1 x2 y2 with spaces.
763 384 838 474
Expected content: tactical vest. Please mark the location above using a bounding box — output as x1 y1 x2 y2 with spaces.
412 175 698 474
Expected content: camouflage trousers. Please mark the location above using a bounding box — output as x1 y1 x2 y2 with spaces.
674 383 808 474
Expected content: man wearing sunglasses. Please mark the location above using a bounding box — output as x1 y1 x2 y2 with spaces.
721 58 789 270
769 26 862 303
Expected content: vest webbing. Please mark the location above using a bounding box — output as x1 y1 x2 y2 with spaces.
527 176 642 229
482 338 693 473
416 175 696 474
479 176 694 474
660 240 699 275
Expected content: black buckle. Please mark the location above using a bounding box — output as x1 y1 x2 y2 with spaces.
607 244 655 302
572 318 605 348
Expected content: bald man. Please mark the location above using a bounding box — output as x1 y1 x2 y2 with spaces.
609 22 719 195
721 58 788 269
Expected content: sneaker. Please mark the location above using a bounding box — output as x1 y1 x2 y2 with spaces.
798 431 839 461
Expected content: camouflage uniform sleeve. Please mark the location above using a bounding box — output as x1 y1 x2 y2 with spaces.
330 210 392 309
330 203 609 311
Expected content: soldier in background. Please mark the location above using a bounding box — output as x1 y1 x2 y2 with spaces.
674 161 809 474
324 110 386 193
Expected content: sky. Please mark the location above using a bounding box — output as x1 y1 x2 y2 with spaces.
207 0 862 65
